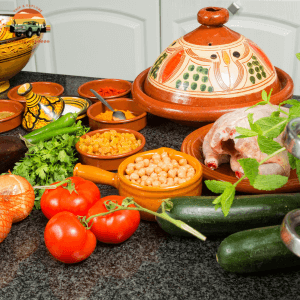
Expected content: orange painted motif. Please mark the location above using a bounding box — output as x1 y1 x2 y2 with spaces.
161 50 185 83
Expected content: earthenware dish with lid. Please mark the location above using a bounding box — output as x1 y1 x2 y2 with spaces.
75 128 146 171
132 6 293 125
17 83 65 131
181 123 300 194
87 98 147 131
73 147 203 221
78 79 132 103
8 82 64 108
0 99 24 133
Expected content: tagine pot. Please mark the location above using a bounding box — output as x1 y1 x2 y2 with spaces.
132 7 294 126
0 15 43 93
18 83 65 131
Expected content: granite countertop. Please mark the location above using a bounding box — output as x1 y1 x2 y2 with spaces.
1 71 300 300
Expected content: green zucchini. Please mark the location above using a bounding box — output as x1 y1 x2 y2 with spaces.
24 125 82 144
23 112 78 139
156 194 300 237
216 225 300 273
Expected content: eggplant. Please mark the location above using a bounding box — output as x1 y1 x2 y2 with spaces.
0 136 27 173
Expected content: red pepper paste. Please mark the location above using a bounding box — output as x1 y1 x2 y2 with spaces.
97 86 126 97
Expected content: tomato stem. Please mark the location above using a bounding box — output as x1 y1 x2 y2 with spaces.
83 198 206 241
33 179 72 190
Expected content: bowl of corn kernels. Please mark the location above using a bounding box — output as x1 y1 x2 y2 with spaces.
75 128 146 170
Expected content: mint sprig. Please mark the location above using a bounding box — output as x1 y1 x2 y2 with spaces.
205 87 300 217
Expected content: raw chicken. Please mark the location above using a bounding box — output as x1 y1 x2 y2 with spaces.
203 105 290 178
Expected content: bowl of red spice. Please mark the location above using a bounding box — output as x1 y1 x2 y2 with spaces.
78 79 132 103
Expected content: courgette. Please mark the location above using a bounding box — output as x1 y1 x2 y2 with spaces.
23 112 78 139
216 225 300 273
156 194 300 237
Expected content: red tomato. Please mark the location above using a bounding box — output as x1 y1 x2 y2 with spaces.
86 195 140 244
41 177 101 219
44 211 96 264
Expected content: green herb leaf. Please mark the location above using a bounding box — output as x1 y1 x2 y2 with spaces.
257 135 283 155
288 105 300 122
248 113 263 134
296 53 300 61
237 158 259 185
253 174 288 191
235 127 258 138
288 152 297 170
205 180 232 194
271 111 280 118
261 90 268 102
212 194 223 204
254 117 287 138
246 101 267 110
280 99 300 107
221 186 235 217
267 89 273 102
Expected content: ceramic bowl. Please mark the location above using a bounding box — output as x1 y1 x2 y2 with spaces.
181 123 300 194
61 96 92 120
73 147 203 221
87 98 147 131
0 15 42 93
0 100 24 133
75 128 146 171
77 79 132 103
8 82 64 108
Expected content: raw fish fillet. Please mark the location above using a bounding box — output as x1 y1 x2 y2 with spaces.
203 105 290 178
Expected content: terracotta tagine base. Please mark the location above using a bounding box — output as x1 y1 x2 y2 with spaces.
132 66 293 126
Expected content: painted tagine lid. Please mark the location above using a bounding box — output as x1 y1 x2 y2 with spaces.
144 7 281 107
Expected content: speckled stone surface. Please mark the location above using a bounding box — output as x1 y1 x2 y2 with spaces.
1 72 300 300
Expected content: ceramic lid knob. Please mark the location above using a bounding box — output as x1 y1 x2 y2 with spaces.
197 7 229 27
17 83 32 96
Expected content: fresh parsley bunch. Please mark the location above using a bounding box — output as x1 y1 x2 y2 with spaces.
205 89 300 217
12 121 89 209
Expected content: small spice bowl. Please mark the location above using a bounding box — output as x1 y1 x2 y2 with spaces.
73 147 203 221
61 96 92 120
8 82 64 108
77 79 132 103
87 98 147 131
0 100 24 133
75 128 146 171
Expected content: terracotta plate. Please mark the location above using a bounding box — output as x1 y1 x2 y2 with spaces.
181 123 300 194
8 82 64 107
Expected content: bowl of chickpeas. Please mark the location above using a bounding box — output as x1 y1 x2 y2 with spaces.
75 128 146 170
73 147 203 221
